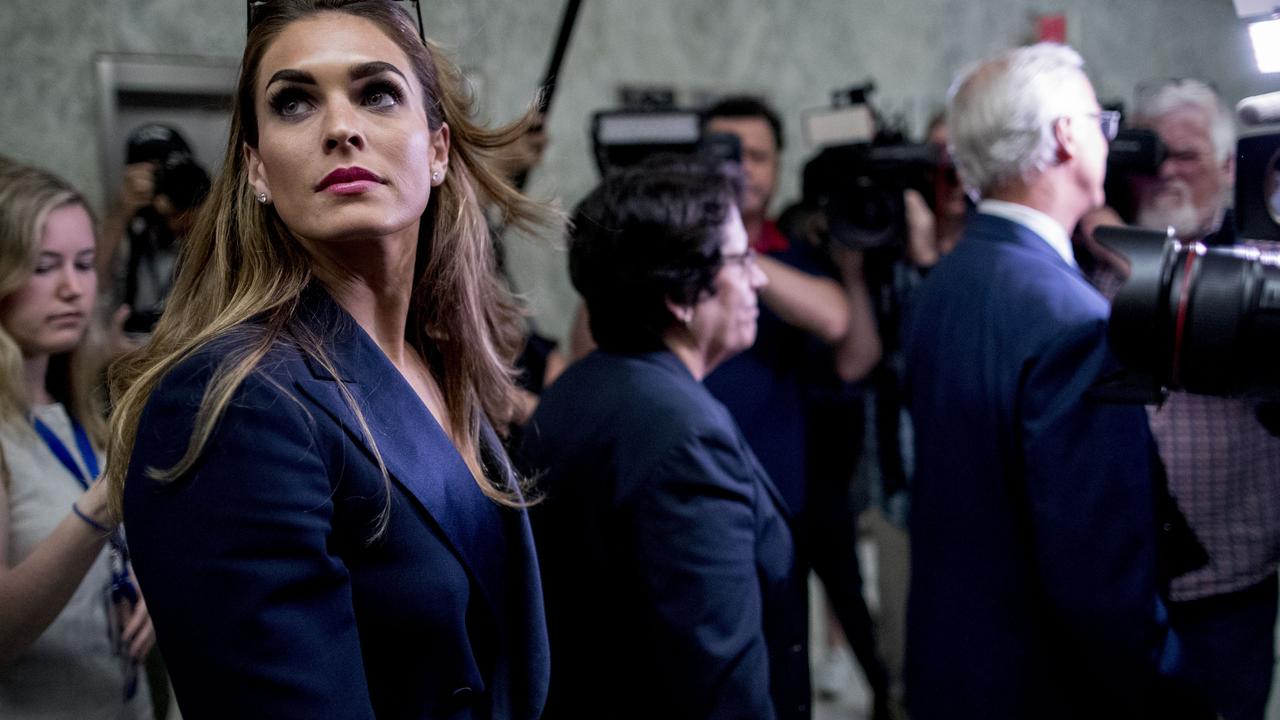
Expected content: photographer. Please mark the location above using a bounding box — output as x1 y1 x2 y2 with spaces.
98 125 210 334
695 96 895 719
848 111 966 703
1089 78 1280 720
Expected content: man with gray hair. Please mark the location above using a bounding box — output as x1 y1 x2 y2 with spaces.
1132 79 1236 241
903 44 1209 719
1128 78 1280 720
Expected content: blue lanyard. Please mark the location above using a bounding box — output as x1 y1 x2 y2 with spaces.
31 414 134 589
32 412 139 700
32 414 99 490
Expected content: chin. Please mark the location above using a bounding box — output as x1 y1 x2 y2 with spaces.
35 334 84 357
284 200 425 242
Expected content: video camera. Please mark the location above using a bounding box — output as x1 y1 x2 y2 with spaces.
1102 120 1168 223
1101 98 1280 400
589 107 741 175
798 83 957 251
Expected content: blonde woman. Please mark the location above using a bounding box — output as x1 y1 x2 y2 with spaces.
0 161 153 718
105 1 553 717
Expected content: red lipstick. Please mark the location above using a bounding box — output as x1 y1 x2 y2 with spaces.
316 166 384 194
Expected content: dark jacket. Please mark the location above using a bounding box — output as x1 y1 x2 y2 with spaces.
123 288 548 720
522 350 810 720
902 211 1205 719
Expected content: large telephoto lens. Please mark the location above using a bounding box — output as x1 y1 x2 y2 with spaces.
1102 225 1280 397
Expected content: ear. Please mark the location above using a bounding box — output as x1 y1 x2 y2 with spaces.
664 296 694 326
430 123 451 185
1221 151 1236 186
1052 116 1076 164
244 142 270 199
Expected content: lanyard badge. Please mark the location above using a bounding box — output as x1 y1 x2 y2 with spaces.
33 414 140 700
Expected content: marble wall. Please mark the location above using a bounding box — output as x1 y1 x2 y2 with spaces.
1 0 1275 339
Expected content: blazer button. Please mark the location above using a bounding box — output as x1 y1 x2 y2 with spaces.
791 643 803 653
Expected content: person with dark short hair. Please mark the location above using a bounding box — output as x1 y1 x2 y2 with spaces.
523 154 810 719
702 96 890 716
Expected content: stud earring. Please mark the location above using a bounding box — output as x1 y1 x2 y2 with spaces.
256 192 268 205
432 170 442 183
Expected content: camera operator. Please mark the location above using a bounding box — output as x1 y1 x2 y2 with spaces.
98 125 210 335
1092 78 1280 720
844 110 967 704
903 44 1210 719
697 96 892 719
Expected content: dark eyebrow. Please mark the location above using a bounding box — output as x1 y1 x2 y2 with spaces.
266 68 316 88
350 61 407 84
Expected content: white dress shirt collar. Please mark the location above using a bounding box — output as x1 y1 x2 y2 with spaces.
977 199 1077 268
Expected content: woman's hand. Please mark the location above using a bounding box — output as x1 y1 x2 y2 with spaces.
123 591 155 661
77 478 117 535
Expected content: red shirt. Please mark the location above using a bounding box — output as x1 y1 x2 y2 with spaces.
754 219 790 254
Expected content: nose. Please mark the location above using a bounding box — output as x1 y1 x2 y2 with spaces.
749 261 768 290
322 99 365 152
57 264 84 300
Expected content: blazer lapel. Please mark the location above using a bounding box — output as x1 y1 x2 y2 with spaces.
652 350 798 521
290 289 507 620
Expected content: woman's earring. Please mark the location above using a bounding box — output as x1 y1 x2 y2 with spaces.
432 170 442 183
256 192 269 205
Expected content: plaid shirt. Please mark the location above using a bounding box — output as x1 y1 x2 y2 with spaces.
1148 393 1280 601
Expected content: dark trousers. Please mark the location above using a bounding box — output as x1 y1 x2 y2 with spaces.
804 393 889 697
1169 572 1278 720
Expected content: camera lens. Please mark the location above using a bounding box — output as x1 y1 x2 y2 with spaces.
1106 226 1280 396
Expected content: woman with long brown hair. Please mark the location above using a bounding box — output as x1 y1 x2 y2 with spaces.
105 1 552 717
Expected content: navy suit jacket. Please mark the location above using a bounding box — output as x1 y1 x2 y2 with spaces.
903 212 1191 718
124 289 548 720
521 350 811 720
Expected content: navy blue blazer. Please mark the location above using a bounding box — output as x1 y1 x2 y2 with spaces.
123 289 548 720
903 213 1191 718
521 350 811 720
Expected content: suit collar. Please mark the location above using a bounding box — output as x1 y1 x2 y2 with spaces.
289 286 509 621
967 212 1082 276
976 200 1076 268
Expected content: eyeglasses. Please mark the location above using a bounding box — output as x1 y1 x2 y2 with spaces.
1076 110 1121 142
721 248 758 269
246 0 425 41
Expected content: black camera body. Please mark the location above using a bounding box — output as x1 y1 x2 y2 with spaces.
797 83 957 252
153 151 211 213
1103 127 1167 223
802 140 946 251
